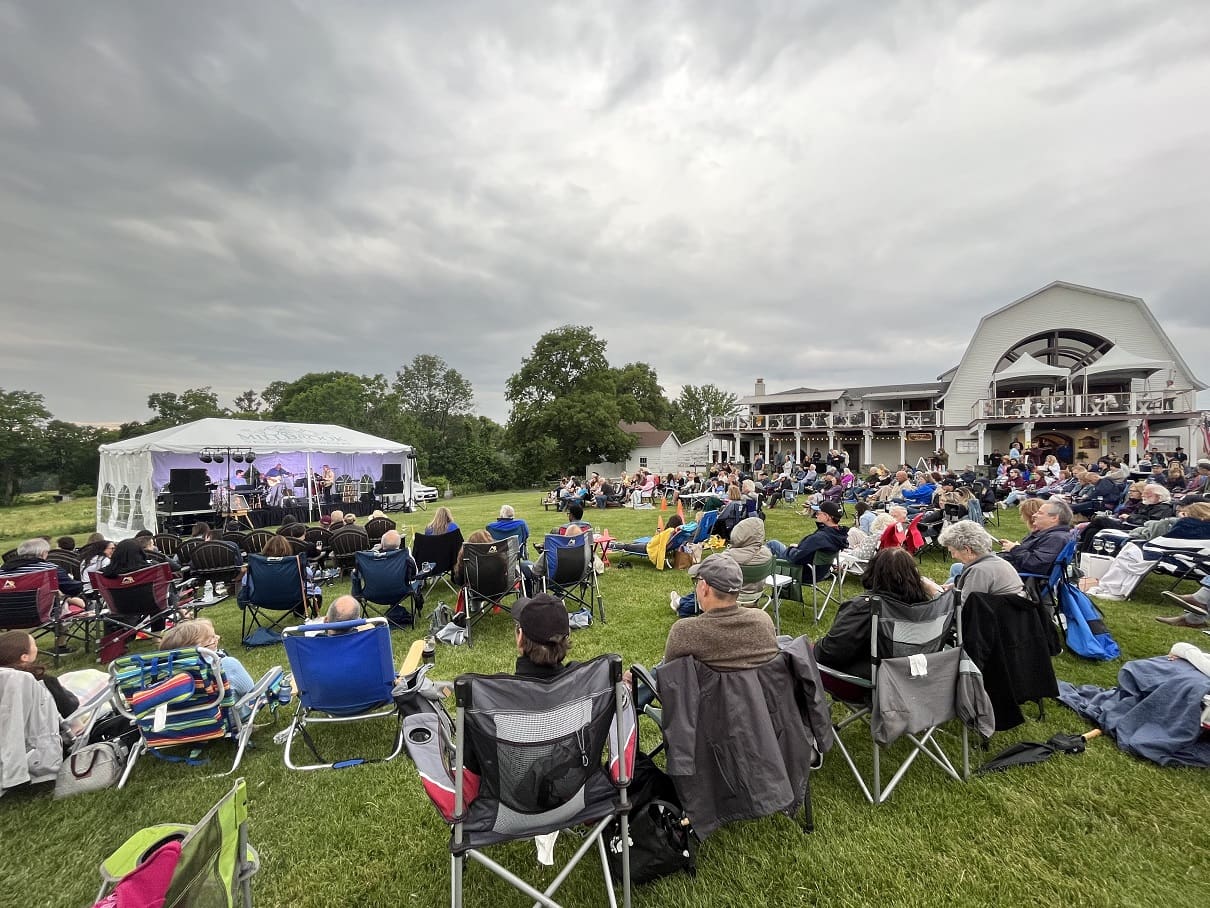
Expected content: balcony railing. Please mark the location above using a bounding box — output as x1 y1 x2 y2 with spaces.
971 390 1198 421
709 410 932 432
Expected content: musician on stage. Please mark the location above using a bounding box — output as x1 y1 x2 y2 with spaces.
321 464 335 502
264 462 291 507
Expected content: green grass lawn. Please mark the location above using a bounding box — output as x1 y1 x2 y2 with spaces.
2 493 1207 907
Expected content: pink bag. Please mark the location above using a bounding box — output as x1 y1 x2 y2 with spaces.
93 840 182 908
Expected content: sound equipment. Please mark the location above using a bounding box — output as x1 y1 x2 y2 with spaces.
166 492 212 511
169 468 210 493
375 480 404 495
382 463 402 483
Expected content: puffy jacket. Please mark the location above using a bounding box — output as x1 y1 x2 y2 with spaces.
784 524 849 569
728 517 773 596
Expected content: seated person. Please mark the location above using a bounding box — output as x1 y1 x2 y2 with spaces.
159 618 256 703
305 594 368 635
663 554 779 671
998 499 1073 576
81 539 115 594
1082 500 1210 601
937 519 1024 602
0 538 87 656
455 529 498 587
1069 468 1122 517
424 506 459 536
767 501 848 572
0 629 80 718
672 517 770 617
814 547 944 692
1159 576 1210 629
355 530 421 605
838 512 896 573
512 592 578 679
1078 483 1175 553
557 501 593 534
237 535 322 613
486 504 530 556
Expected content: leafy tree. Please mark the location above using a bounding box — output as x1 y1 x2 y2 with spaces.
232 389 262 414
668 383 739 440
506 326 635 478
394 354 474 450
146 387 228 426
614 362 670 427
41 420 116 493
0 388 51 505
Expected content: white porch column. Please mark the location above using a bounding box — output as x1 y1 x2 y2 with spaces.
733 433 741 466
863 430 873 468
898 430 907 466
794 432 802 463
1127 420 1140 466
827 430 836 453
977 428 986 464
763 433 770 466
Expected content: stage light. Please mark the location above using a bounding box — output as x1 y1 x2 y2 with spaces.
232 452 244 463
200 452 212 464
213 452 224 463
245 452 256 463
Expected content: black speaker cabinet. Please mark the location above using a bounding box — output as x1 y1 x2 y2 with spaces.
168 491 212 511
382 463 402 483
375 480 403 495
169 468 210 492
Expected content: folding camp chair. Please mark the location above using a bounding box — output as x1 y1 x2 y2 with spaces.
459 537 523 644
239 554 319 646
90 563 180 662
95 777 259 907
412 529 465 601
107 646 283 788
817 590 987 803
541 532 604 622
281 617 405 770
736 555 794 635
352 547 420 627
0 567 92 665
189 541 244 605
629 637 831 839
487 522 530 560
1019 538 1078 619
776 549 843 622
403 654 635 908
686 509 719 545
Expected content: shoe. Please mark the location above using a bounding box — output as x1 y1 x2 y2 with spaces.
1161 590 1210 617
1155 614 1205 628
670 591 680 612
50 645 76 656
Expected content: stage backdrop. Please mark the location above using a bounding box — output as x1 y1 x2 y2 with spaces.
96 418 413 540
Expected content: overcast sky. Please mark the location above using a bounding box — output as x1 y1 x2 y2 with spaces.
3 1 1209 427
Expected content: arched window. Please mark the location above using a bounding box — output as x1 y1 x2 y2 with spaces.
98 483 115 526
995 330 1113 373
116 485 132 527
131 486 146 532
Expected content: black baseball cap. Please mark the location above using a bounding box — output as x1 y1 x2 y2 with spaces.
813 501 844 521
513 593 570 644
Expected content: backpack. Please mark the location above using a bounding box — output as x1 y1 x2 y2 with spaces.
606 752 697 884
1056 581 1120 661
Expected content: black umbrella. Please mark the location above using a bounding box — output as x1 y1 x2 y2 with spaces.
976 729 1102 775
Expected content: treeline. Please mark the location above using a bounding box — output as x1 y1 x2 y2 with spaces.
0 326 737 505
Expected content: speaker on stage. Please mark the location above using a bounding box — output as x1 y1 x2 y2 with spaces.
375 480 403 495
169 468 210 493
382 463 402 483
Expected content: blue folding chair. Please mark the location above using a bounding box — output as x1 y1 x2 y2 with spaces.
281 617 405 770
352 548 419 627
240 554 318 646
541 532 604 621
687 509 720 544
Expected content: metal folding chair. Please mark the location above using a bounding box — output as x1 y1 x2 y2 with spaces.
0 567 92 665
459 537 523 645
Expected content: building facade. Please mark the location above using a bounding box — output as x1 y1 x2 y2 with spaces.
708 282 1208 470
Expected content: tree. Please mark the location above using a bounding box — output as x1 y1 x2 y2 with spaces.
146 387 227 426
41 420 116 493
506 326 635 478
613 362 670 427
232 389 262 414
393 354 474 449
0 388 51 505
668 384 740 441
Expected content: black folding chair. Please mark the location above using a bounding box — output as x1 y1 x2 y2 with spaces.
412 529 465 601
459 537 523 645
0 567 92 665
89 563 179 662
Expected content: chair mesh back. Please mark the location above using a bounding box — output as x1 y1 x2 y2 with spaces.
246 554 307 611
463 538 519 600
164 779 250 907
93 564 174 618
0 568 57 627
284 623 396 714
875 592 956 659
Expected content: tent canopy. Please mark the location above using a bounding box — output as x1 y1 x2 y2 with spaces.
1070 346 1168 382
97 419 414 540
99 418 412 456
992 352 1070 386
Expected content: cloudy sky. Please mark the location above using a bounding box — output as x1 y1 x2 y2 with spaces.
3 0 1209 426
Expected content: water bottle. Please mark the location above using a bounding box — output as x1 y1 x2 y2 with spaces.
422 636 436 665
203 580 214 601
277 673 293 706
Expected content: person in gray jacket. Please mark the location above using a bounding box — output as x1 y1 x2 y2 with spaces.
938 520 1024 602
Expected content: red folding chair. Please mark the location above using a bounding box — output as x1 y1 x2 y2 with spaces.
89 563 178 663
0 567 92 666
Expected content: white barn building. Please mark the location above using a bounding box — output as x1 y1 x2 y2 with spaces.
708 282 1208 471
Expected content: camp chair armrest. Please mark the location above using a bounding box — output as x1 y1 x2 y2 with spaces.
630 663 659 699
815 663 873 689
99 823 193 882
236 665 285 713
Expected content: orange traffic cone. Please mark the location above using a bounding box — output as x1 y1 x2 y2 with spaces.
657 515 665 531
676 500 685 521
659 495 668 511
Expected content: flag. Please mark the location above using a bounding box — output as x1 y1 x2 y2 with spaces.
1202 420 1210 458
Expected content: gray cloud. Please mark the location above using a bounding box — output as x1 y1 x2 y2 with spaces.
2 0 1208 429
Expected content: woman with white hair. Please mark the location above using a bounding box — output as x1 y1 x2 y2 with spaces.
937 519 1024 602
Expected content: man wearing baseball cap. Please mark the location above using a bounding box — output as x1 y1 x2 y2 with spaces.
513 592 577 679
663 553 778 671
764 500 849 571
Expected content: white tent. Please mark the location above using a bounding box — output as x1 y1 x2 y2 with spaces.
97 418 414 539
992 352 1070 386
1070 346 1169 383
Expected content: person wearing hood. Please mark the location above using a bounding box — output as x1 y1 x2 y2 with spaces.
727 517 774 599
765 501 849 570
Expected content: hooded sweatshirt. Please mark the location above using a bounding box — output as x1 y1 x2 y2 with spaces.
728 517 773 596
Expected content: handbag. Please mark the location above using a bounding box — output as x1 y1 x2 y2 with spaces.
54 740 129 799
